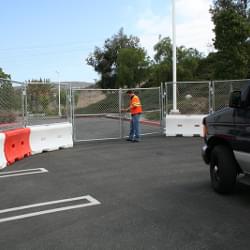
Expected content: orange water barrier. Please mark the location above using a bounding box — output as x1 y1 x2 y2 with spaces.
4 128 31 165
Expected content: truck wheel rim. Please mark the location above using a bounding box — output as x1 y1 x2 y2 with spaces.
213 165 220 182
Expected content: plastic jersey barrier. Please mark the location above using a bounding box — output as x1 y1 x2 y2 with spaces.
4 128 31 164
0 133 7 169
29 123 73 154
165 115 207 137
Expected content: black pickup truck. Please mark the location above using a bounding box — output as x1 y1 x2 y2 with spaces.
202 83 250 193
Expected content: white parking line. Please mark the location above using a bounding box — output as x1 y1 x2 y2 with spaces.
0 195 101 223
0 168 48 178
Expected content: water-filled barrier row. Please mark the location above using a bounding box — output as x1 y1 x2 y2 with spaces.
0 123 73 169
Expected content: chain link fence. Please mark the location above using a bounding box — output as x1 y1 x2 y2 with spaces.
122 87 161 137
166 81 210 114
0 79 25 131
121 87 161 121
165 79 250 114
72 88 121 141
72 87 161 141
26 82 71 125
212 79 250 111
1 78 249 133
0 79 71 131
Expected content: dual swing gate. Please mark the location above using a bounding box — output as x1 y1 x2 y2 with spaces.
71 87 165 142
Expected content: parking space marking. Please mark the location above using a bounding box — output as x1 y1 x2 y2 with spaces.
0 168 48 178
0 195 101 223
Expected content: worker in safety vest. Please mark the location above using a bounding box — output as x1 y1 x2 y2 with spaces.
122 90 143 142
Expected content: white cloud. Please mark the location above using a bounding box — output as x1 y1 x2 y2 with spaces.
136 0 214 57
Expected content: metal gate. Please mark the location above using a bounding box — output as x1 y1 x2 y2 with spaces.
72 87 163 142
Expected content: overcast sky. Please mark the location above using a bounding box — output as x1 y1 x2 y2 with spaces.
0 0 214 83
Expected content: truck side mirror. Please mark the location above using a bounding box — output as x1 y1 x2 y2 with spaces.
229 91 242 108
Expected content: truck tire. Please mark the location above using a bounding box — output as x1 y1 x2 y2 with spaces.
210 145 237 194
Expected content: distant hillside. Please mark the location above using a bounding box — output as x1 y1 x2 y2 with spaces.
61 81 94 88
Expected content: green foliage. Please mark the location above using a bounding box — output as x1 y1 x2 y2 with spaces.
0 68 11 80
86 1 250 86
86 28 144 88
147 37 204 85
0 81 15 111
177 47 203 80
27 83 54 114
59 89 67 106
146 63 171 87
117 48 149 88
196 53 217 80
210 0 250 79
153 37 172 64
0 80 17 123
144 112 160 121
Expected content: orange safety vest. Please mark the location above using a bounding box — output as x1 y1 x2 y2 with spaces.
129 95 142 115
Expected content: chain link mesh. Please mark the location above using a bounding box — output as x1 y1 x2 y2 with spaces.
72 87 161 141
213 80 250 111
73 89 120 115
122 88 160 121
0 79 24 131
26 82 70 125
166 81 210 114
1 78 249 134
122 87 161 137
73 88 120 141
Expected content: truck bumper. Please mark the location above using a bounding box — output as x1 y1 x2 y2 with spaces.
202 145 210 164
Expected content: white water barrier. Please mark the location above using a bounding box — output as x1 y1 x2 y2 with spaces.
165 115 207 137
29 123 73 154
0 133 7 169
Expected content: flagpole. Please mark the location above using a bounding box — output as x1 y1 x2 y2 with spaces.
171 0 179 113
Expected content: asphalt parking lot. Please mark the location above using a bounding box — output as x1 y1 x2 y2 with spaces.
0 136 250 250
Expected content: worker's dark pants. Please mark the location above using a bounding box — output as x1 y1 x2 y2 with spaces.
129 114 141 140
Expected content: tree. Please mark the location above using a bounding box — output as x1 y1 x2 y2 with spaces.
86 28 144 88
116 48 149 88
153 37 173 64
26 79 54 114
147 37 204 86
238 0 249 10
196 53 217 80
0 68 14 111
177 46 203 81
0 70 16 122
0 68 10 80
0 81 15 110
210 0 250 79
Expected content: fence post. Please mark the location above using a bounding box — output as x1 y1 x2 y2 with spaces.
208 81 212 114
71 88 76 142
23 82 28 127
160 82 167 135
68 83 73 124
165 82 169 115
160 83 163 135
211 81 215 113
119 88 123 139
